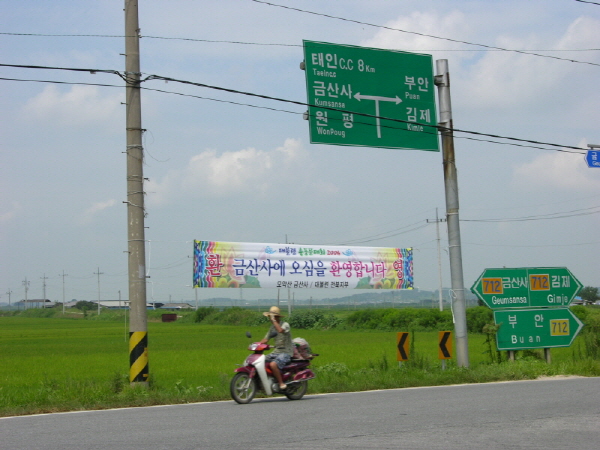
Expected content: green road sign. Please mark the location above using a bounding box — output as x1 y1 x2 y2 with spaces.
303 40 439 151
494 308 584 350
471 267 582 310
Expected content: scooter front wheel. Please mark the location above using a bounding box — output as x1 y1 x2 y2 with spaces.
230 372 257 404
285 380 307 400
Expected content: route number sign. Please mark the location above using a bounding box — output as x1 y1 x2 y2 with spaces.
303 40 439 151
471 267 582 310
494 308 584 350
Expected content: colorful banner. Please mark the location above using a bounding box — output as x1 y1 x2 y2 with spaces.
193 241 413 290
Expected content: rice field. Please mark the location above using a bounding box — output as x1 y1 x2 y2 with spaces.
1 314 598 416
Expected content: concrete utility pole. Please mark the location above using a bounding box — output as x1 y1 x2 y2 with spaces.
434 60 469 368
94 268 103 314
6 289 13 309
41 274 48 306
427 208 446 311
59 270 68 314
125 0 149 386
22 277 30 309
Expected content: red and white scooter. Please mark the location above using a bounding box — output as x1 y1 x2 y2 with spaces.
230 333 316 404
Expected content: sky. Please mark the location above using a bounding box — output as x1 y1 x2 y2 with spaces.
1 0 599 307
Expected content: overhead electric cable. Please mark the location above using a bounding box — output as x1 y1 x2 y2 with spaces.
0 62 587 153
462 205 600 222
2 32 598 53
0 76 123 89
0 75 541 153
251 0 600 67
334 223 430 246
466 240 600 248
144 73 587 153
0 62 120 76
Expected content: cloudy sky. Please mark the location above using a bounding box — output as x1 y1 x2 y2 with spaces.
1 0 599 306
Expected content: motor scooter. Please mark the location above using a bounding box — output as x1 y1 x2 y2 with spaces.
230 333 316 404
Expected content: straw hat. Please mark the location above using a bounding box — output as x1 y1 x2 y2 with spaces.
263 306 283 317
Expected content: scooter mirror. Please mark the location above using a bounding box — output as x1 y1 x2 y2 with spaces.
245 331 252 339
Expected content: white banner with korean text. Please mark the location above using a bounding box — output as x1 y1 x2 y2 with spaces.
193 240 413 289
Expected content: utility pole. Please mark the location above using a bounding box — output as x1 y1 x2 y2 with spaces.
59 270 68 314
22 277 30 309
94 267 104 314
435 59 469 368
41 273 48 308
125 0 148 386
6 289 13 309
427 208 446 311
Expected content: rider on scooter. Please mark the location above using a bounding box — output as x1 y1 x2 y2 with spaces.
260 306 292 391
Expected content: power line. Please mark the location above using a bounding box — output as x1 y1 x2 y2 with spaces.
465 240 600 248
0 63 588 153
462 205 600 222
251 0 600 67
575 0 600 5
0 76 124 89
2 32 598 53
333 222 430 246
0 62 120 77
143 73 587 153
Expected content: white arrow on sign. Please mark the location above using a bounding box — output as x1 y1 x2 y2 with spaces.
354 92 402 138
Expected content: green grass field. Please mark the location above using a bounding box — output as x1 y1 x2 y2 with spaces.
1 312 599 417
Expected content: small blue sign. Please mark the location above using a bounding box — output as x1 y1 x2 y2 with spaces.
586 150 600 168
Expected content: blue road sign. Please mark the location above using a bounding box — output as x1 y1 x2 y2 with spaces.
586 150 600 168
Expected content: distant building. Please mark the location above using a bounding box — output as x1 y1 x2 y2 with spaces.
62 300 165 310
15 299 54 309
91 300 164 310
160 303 194 310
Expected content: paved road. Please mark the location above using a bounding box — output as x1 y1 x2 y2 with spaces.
2 377 599 449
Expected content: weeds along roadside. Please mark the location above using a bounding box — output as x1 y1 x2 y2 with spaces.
0 305 599 416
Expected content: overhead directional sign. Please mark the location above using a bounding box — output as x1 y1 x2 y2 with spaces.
438 331 453 360
494 308 584 350
471 267 582 310
586 150 600 168
397 332 410 361
303 40 439 151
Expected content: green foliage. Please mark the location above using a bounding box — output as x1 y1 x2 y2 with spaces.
2 308 600 416
578 308 600 359
288 309 342 330
197 307 268 327
482 323 502 364
579 286 599 303
345 308 453 331
75 300 96 311
19 308 56 318
570 305 588 321
194 307 217 323
466 306 494 333
317 362 350 376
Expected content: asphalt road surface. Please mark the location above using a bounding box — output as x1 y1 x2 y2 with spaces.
2 377 599 449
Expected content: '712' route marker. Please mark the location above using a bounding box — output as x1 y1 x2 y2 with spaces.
471 267 582 310
494 308 584 350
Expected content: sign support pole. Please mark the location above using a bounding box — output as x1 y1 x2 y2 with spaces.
125 0 148 387
435 60 469 368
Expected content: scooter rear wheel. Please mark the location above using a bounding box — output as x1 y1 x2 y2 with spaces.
285 380 307 400
230 372 256 404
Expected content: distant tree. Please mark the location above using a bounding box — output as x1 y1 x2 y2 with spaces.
75 300 96 311
579 286 599 304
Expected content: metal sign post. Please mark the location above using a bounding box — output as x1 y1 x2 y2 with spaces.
435 59 469 368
